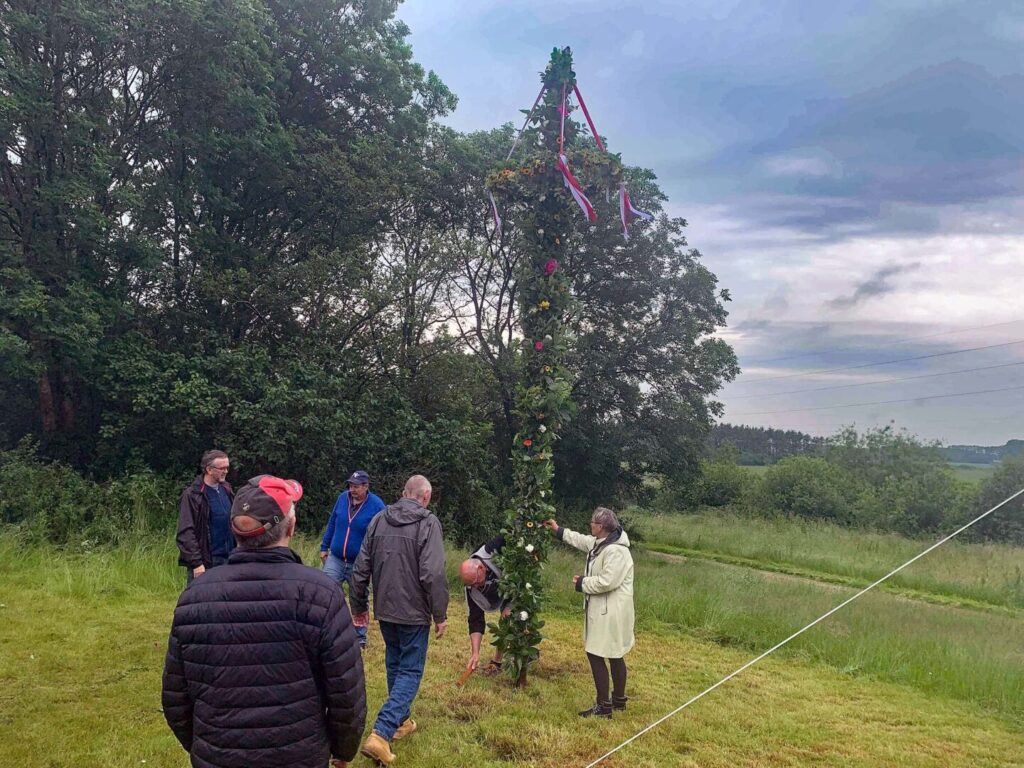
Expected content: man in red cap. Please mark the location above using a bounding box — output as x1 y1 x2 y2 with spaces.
162 475 367 768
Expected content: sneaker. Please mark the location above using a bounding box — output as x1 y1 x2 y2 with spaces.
360 732 395 765
578 702 613 719
393 718 417 740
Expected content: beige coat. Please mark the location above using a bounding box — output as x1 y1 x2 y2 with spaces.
560 527 635 658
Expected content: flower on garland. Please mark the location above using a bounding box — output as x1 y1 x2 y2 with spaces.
539 300 550 310
538 425 547 433
523 439 533 447
534 341 544 351
544 259 558 276
519 611 529 621
525 544 534 553
526 521 535 528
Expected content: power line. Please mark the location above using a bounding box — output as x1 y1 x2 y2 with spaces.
739 319 1023 366
583 486 1024 768
732 339 1024 386
729 384 1024 417
727 361 1024 400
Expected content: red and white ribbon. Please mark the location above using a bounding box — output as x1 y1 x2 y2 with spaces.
619 184 653 240
487 190 503 233
559 153 597 222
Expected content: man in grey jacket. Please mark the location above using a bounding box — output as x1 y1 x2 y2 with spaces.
351 475 448 765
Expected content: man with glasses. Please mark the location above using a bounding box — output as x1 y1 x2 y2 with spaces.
320 470 385 648
175 449 235 585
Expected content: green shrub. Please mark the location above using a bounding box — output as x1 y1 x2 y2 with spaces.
970 456 1024 544
871 469 970 535
692 460 754 508
0 442 180 546
755 456 862 524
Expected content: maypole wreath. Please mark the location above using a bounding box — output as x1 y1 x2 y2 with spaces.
486 47 652 686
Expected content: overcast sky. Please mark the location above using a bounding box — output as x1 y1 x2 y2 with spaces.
398 0 1024 445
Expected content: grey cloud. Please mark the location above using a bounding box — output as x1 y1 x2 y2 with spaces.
828 263 922 309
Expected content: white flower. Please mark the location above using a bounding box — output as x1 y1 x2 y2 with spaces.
519 610 529 621
538 425 547 433
525 544 535 553
526 582 533 589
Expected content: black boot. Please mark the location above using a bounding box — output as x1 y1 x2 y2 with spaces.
579 701 613 719
612 695 628 711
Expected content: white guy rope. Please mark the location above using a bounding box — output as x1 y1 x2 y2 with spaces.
506 84 548 160
584 485 1024 768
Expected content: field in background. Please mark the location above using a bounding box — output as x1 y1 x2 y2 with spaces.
738 462 997 484
638 511 1024 611
949 462 999 483
2 526 1023 767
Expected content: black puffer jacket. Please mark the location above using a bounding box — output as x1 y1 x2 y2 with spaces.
162 547 366 767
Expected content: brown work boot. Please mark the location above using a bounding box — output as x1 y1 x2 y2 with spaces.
393 718 417 740
360 731 396 765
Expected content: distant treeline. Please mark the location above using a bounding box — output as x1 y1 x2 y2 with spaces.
708 424 823 464
943 440 1024 465
711 425 1023 467
680 426 1024 544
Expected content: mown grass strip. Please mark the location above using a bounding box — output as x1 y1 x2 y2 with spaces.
645 543 1024 617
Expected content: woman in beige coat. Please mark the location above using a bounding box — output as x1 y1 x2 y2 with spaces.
544 507 634 718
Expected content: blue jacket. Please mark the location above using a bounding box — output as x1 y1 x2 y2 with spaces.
320 490 386 563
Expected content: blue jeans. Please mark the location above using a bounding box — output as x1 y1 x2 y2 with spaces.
374 621 429 740
323 553 367 645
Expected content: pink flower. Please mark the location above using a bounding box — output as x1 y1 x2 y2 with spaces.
543 259 558 276
534 341 544 351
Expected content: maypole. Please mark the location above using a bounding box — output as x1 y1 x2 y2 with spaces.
486 47 647 686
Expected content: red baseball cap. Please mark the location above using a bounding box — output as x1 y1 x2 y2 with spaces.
230 475 303 538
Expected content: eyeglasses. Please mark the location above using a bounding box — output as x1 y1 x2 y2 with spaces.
211 465 230 471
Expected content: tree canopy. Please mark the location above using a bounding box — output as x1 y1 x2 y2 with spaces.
1 1 736 538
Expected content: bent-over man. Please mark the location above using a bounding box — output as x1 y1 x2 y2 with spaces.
458 534 511 676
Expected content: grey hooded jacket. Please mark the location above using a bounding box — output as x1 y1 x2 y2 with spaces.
350 497 448 625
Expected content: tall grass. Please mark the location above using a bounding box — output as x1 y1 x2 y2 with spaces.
539 545 1024 720
3 529 1023 766
638 511 1024 610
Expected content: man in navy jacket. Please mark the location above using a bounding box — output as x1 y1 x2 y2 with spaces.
320 469 385 647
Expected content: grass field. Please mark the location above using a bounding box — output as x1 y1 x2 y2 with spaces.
2 527 1022 767
949 462 999 483
738 462 997 484
639 510 1024 611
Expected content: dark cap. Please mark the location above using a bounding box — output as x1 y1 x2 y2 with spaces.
346 470 370 486
231 475 303 538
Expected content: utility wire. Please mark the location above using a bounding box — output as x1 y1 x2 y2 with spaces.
733 339 1024 386
583 486 1024 768
729 384 1024 417
727 361 1024 400
739 319 1023 366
